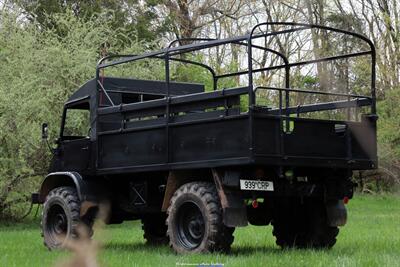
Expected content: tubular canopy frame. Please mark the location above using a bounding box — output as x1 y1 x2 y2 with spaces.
96 22 376 115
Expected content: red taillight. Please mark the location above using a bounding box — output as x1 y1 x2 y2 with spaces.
343 197 349 204
252 199 258 208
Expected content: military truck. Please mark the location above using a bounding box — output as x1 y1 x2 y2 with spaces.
32 22 377 253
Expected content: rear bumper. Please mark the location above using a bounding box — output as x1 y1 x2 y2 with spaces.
234 179 355 200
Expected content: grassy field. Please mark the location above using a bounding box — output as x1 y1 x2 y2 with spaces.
0 194 399 267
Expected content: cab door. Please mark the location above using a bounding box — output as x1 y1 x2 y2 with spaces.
58 100 92 172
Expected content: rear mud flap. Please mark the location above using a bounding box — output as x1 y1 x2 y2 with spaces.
212 169 248 227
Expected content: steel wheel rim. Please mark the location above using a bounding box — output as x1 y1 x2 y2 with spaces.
176 201 205 250
46 203 68 244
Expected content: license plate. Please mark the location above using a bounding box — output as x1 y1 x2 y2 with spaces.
240 179 274 191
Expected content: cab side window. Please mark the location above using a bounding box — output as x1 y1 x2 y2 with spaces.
63 103 90 139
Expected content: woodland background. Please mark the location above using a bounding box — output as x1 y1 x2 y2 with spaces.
0 0 399 220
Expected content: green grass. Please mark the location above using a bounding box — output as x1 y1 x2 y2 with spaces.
1 194 399 267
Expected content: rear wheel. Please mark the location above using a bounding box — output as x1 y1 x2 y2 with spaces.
41 186 94 250
166 182 234 253
272 198 339 249
141 213 168 245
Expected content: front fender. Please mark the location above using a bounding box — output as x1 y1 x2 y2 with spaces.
38 171 87 203
36 171 110 220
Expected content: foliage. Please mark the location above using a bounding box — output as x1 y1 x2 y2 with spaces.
378 89 400 157
14 0 168 42
375 89 400 190
0 10 159 219
170 54 239 92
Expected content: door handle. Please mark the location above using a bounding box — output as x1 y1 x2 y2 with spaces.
81 146 89 150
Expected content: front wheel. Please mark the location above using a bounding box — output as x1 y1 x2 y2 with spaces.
166 182 234 253
41 186 94 250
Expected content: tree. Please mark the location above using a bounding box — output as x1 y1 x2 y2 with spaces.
13 0 168 42
160 0 246 40
0 9 162 219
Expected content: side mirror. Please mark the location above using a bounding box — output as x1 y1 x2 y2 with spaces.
42 123 49 140
54 137 61 145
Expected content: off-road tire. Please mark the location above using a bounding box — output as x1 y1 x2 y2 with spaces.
272 198 339 249
41 186 93 250
166 182 234 253
141 213 169 245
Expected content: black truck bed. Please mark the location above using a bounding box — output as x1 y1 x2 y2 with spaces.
95 86 377 174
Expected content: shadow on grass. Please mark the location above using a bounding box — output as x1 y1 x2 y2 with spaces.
104 242 171 254
104 241 335 256
230 246 281 255
70 239 366 259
